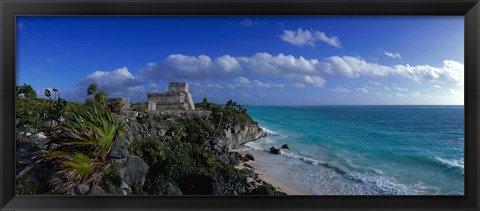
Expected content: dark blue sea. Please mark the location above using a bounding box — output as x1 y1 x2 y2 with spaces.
245 105 464 195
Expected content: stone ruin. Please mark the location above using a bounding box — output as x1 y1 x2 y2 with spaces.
147 82 195 111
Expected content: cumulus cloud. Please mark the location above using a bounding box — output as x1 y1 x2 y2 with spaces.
280 28 341 48
79 67 145 98
238 53 326 87
326 56 392 78
141 53 463 90
232 77 252 88
392 60 464 84
141 54 243 80
384 51 402 59
325 56 464 85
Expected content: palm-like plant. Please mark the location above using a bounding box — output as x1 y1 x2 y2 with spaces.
87 83 98 97
43 101 124 195
44 89 51 99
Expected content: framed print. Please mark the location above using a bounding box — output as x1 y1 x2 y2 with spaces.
1 0 480 210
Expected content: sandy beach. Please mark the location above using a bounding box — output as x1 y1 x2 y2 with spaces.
234 148 308 195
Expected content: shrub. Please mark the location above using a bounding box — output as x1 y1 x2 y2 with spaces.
42 100 124 195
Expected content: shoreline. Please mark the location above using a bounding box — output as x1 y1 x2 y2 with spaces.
234 148 308 195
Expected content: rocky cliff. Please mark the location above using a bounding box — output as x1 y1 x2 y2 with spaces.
15 101 278 196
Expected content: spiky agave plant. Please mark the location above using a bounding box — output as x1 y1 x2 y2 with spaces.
44 101 124 195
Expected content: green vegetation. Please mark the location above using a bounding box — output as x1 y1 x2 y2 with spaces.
17 84 262 195
109 98 126 114
87 83 98 96
16 84 67 132
41 84 124 195
196 99 258 129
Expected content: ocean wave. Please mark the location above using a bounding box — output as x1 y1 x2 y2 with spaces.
435 156 464 174
343 172 406 195
261 127 280 136
243 141 265 151
343 172 438 195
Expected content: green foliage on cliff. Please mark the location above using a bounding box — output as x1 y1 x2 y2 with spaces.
37 84 125 195
129 138 166 166
196 99 259 130
16 84 68 132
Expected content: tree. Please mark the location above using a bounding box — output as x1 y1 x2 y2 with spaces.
44 89 51 99
87 83 98 97
202 98 209 104
225 99 233 107
16 83 37 99
94 91 108 105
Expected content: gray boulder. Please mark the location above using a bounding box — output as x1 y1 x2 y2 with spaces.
109 141 130 159
116 155 149 187
74 184 90 195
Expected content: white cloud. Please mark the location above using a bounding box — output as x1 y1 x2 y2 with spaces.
233 76 252 88
392 60 464 84
384 51 402 59
326 56 391 78
331 86 351 93
325 56 464 85
141 53 464 90
80 67 145 98
141 54 243 80
280 28 341 48
280 28 315 47
315 31 342 48
238 53 326 87
434 85 442 88
303 75 326 87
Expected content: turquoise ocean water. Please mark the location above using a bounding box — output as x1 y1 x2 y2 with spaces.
244 105 464 195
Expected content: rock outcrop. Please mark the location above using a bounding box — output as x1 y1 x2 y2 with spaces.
216 122 265 150
16 101 272 196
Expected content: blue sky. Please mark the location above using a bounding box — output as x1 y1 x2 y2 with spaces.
17 16 464 105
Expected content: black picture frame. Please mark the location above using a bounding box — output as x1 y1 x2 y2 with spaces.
1 0 479 210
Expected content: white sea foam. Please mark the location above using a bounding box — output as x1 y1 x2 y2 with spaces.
244 141 265 151
435 156 464 174
343 172 439 195
261 127 280 136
